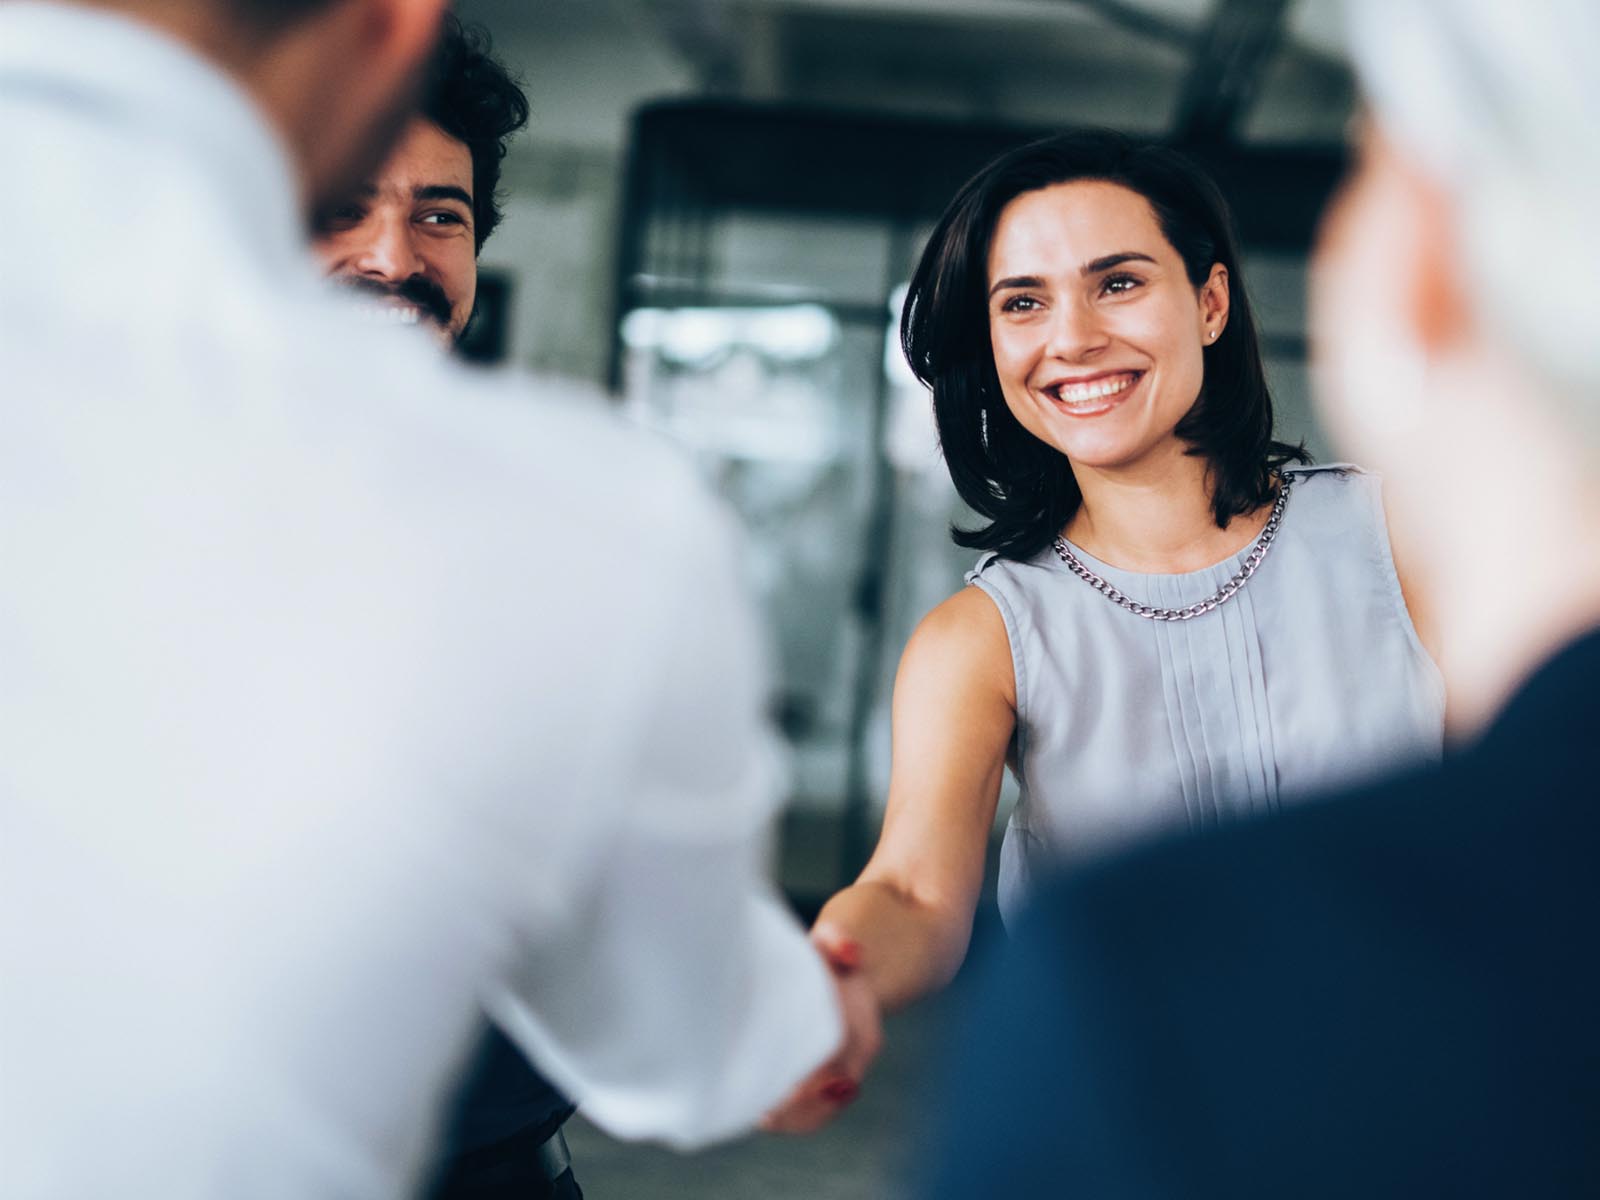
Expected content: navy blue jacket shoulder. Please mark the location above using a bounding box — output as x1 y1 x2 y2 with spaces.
923 629 1600 1199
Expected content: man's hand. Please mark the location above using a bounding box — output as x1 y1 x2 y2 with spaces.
760 922 883 1135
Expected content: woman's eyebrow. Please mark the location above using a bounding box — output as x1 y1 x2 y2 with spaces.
989 253 1158 297
988 274 1045 298
1081 251 1157 275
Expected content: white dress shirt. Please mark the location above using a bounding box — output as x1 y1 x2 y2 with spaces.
0 5 840 1197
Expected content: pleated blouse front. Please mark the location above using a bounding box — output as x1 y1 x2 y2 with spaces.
966 465 1445 925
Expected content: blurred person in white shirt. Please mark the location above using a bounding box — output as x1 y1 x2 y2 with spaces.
314 19 582 1200
0 2 878 1198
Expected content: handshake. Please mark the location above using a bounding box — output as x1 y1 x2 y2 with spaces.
762 923 885 1135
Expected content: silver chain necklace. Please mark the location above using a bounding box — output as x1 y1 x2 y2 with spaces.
1050 476 1292 622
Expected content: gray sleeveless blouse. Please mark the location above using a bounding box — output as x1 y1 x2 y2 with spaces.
967 465 1445 924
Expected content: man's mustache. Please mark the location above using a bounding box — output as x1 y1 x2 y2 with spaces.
337 275 453 328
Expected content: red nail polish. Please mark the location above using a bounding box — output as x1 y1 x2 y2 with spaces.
832 939 863 970
822 1079 860 1104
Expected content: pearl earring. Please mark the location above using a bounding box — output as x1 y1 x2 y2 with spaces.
1209 330 1218 340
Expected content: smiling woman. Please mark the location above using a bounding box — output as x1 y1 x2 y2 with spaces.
905 131 1303 561
764 130 1448 1136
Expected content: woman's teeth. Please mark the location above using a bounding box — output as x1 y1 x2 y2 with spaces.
1051 373 1139 404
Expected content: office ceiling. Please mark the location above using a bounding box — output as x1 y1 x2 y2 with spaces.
460 0 1348 62
457 0 1355 146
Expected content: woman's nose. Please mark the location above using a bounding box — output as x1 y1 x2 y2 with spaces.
1043 295 1109 361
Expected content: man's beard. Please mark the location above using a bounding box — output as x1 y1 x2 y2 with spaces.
336 274 456 339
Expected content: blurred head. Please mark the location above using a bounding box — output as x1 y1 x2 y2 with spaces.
1315 0 1600 488
904 131 1301 560
89 0 452 213
1314 0 1600 725
313 16 529 344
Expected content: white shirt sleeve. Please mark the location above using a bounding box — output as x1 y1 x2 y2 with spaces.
484 472 843 1149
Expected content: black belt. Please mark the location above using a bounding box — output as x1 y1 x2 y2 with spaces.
425 1113 577 1199
535 1125 572 1182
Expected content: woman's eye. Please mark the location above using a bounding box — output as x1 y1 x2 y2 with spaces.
1000 295 1042 313
1101 274 1142 295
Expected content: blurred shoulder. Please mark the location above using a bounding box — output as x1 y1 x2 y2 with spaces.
1018 756 1456 955
451 364 707 508
292 310 716 548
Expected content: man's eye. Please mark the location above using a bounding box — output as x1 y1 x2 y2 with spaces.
421 212 466 227
316 205 366 230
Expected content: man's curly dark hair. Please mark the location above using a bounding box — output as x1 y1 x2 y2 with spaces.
421 14 531 253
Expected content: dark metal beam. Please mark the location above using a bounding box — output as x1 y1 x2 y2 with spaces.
1063 0 1199 51
1171 0 1293 144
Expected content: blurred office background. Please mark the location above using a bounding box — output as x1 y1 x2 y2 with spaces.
452 2 1354 1193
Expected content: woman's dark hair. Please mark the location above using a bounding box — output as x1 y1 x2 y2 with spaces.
901 129 1306 560
421 15 531 253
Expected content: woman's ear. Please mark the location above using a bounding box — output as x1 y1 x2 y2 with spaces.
1201 263 1230 341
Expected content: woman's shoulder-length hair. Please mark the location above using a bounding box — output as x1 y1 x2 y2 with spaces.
901 129 1307 561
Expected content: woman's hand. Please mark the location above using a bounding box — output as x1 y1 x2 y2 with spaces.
759 924 883 1134
763 588 1013 1134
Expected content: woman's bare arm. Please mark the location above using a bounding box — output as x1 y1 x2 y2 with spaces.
813 585 1017 1013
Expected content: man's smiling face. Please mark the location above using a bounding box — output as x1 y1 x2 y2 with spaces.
314 117 478 344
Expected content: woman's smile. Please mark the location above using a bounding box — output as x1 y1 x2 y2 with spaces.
1040 369 1146 416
